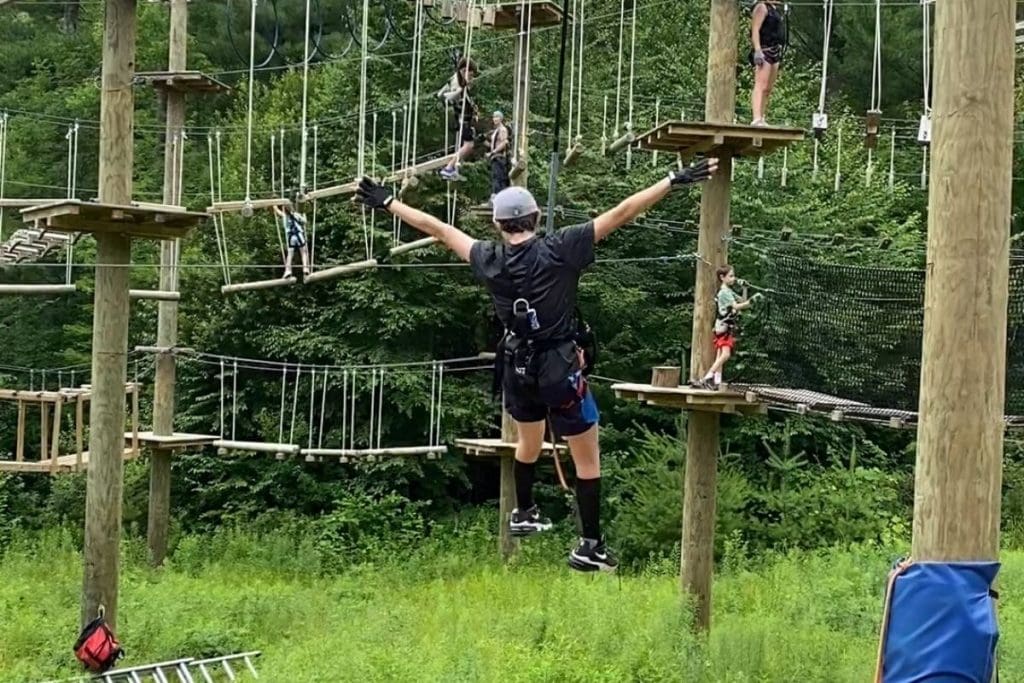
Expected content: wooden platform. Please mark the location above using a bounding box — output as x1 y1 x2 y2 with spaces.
455 437 558 457
481 0 565 28
124 431 219 449
0 227 74 264
21 200 208 240
611 382 767 416
635 121 805 162
0 448 139 475
134 70 231 94
0 198 62 209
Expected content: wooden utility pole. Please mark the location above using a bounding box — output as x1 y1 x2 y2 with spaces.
83 0 136 630
148 0 187 567
682 0 737 632
912 0 1013 563
511 23 531 185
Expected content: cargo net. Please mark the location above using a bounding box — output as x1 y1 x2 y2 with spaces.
734 253 1024 416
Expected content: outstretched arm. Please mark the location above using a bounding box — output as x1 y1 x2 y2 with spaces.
592 158 717 243
388 200 476 261
355 177 476 262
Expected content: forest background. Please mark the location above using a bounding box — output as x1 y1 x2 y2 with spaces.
1 4 1024 678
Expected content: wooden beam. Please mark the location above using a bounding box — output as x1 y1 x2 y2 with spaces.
303 259 378 284
301 446 447 458
389 236 438 256
498 406 518 561
15 401 25 462
206 197 290 214
129 289 180 302
300 180 359 202
212 440 301 455
681 135 725 159
0 284 76 295
220 276 296 294
912 0 1013 570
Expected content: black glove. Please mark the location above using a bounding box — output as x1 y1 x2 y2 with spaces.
355 177 394 211
668 158 715 186
753 50 766 67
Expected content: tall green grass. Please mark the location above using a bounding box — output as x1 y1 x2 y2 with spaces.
0 519 1020 683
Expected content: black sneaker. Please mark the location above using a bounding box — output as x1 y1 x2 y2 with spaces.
568 537 619 573
509 505 553 537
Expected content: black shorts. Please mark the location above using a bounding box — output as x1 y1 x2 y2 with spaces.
503 368 600 438
749 45 783 67
459 121 475 145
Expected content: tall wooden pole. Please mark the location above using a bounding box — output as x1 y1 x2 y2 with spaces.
681 0 737 632
513 24 530 185
83 0 136 630
148 0 187 567
911 0 1013 563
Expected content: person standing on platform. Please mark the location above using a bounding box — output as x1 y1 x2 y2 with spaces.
487 111 511 204
693 265 762 389
749 0 786 126
353 158 717 572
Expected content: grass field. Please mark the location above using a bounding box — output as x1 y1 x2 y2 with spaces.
0 519 1020 683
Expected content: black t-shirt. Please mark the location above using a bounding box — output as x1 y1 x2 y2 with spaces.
469 222 595 341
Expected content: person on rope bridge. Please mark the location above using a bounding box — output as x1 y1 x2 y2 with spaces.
436 56 479 182
272 201 310 278
354 159 717 572
487 110 511 204
693 265 762 390
748 0 786 126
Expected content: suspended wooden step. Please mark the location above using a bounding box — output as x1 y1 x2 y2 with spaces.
134 70 231 95
635 121 804 162
130 289 181 302
455 437 558 457
864 109 882 149
390 236 438 256
301 179 360 203
301 445 447 463
0 284 76 295
206 197 290 216
124 431 219 450
221 275 297 295
563 139 584 166
21 200 207 240
213 440 301 456
304 258 378 284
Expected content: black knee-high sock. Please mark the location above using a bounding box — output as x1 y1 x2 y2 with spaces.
575 476 602 541
513 459 537 510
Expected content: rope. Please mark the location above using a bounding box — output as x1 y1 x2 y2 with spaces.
601 94 608 153
318 368 328 449
231 359 238 440
357 0 370 177
391 109 399 246
349 370 357 450
299 0 313 194
888 126 896 189
219 359 225 439
243 0 259 206
207 134 231 285
833 126 842 191
368 367 377 448
289 365 301 445
566 0 578 145
651 98 660 166
278 365 287 444
279 127 285 198
870 0 882 112
922 0 932 115
307 363 316 450
781 145 789 187
406 2 425 172
614 0 626 133
625 0 638 169
576 0 585 139
376 368 385 449
310 125 319 267
434 363 444 446
0 112 6 244
452 0 478 173
428 361 437 446
272 133 286 262
341 369 349 451
65 125 74 200
816 0 834 114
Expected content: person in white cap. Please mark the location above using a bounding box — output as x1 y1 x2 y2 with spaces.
487 111 511 203
355 157 717 572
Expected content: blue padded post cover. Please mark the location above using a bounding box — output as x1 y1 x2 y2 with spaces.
881 561 999 683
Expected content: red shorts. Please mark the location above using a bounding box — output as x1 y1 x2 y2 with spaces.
714 333 736 351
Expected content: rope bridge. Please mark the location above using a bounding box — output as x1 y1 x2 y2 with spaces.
734 253 1024 421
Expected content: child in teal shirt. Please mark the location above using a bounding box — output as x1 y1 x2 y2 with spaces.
695 265 761 389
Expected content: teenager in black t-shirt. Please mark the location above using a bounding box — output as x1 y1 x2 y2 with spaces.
355 158 717 571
